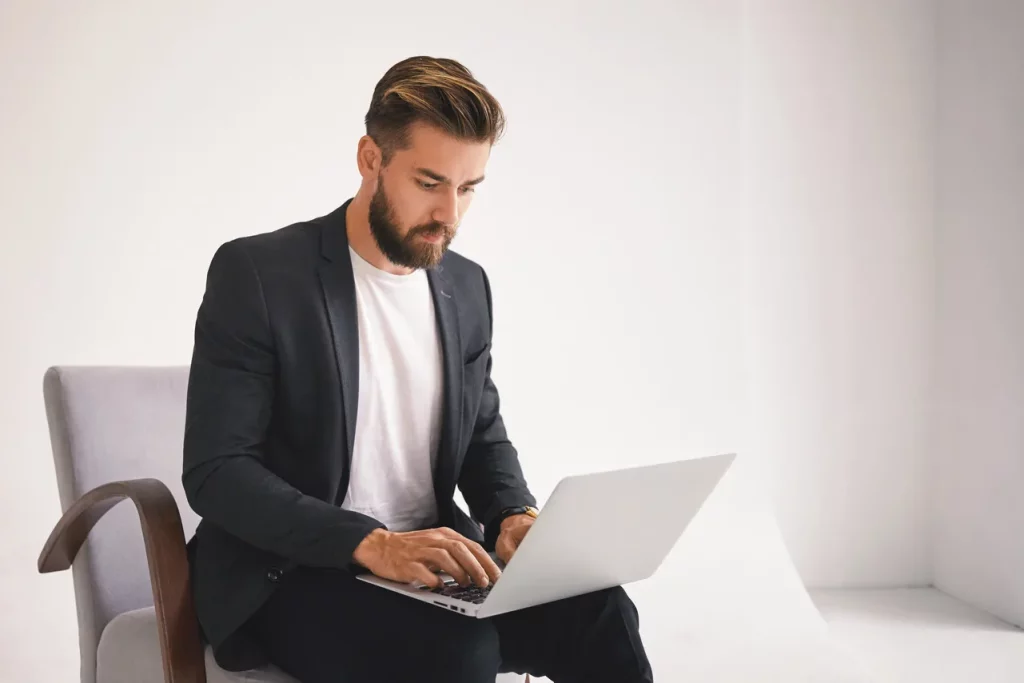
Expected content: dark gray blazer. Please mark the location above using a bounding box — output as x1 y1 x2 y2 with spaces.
182 198 535 671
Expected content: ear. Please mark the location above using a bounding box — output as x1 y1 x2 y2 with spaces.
356 135 382 182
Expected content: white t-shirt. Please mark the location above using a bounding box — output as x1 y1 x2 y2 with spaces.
340 246 444 532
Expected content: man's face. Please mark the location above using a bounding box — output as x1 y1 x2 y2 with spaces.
368 122 491 270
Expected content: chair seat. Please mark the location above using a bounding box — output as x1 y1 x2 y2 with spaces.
97 607 297 683
97 606 530 682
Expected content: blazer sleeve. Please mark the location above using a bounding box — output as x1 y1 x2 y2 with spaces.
182 239 383 568
457 267 537 547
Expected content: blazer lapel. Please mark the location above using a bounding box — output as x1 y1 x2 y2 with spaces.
427 264 464 503
317 201 360 497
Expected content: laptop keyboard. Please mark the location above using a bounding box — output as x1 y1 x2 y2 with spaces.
424 578 492 604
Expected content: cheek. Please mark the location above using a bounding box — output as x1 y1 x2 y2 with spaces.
389 184 426 226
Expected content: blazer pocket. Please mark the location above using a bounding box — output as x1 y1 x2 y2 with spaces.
463 343 491 367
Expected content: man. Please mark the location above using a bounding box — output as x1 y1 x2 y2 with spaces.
183 55 653 682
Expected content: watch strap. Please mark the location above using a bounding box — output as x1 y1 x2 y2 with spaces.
499 505 539 522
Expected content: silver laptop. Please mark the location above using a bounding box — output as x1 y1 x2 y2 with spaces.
357 453 736 618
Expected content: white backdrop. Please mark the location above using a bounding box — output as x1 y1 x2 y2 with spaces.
3 0 1017 680
742 0 935 588
0 3 753 679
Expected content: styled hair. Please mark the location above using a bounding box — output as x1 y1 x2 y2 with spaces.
364 56 506 166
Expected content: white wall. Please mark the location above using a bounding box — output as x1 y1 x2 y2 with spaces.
933 0 1024 628
742 0 936 587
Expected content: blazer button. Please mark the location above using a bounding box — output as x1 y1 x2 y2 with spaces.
267 568 283 583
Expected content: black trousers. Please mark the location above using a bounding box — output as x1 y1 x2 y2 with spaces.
245 566 653 683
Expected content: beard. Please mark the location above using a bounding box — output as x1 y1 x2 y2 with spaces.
368 180 455 270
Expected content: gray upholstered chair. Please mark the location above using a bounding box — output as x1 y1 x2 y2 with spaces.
38 366 528 683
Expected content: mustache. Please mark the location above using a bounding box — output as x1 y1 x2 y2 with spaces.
409 223 453 239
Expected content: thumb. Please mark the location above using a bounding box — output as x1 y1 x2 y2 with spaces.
496 532 516 565
410 562 442 589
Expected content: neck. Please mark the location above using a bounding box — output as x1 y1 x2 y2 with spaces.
345 191 415 276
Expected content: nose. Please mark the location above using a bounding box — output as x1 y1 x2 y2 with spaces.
432 189 460 227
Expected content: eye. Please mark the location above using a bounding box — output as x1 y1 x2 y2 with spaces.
417 180 476 194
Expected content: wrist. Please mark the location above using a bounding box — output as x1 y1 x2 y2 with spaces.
499 506 538 532
353 527 389 567
500 514 533 531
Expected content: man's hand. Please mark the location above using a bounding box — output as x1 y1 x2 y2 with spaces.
495 514 535 565
353 527 502 590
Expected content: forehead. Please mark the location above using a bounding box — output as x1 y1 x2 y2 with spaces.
393 122 491 178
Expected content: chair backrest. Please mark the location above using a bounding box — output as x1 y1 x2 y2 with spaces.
43 366 198 683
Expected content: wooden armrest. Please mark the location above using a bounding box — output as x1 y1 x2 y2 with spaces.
38 478 206 683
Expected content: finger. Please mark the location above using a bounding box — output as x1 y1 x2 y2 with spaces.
466 540 503 583
408 561 442 589
421 548 471 586
436 529 502 583
443 540 492 587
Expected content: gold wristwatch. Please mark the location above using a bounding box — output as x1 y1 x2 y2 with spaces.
500 505 539 521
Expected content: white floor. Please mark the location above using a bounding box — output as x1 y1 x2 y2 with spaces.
811 588 1024 683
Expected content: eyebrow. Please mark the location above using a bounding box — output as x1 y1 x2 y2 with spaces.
414 167 486 186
